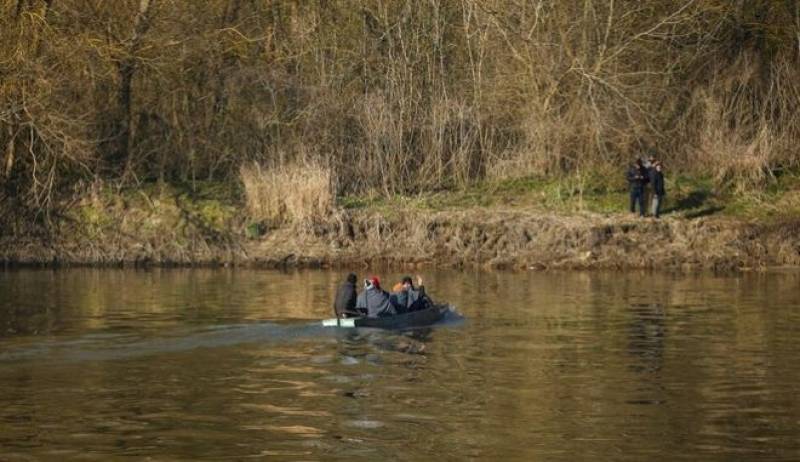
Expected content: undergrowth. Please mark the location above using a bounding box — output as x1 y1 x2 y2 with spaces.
54 168 800 249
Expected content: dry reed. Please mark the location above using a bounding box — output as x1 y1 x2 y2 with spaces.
240 160 334 225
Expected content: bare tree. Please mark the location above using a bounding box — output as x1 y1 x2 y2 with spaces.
112 0 156 174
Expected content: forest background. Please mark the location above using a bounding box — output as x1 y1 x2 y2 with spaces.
2 0 800 268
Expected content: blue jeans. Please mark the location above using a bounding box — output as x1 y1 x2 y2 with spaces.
652 195 664 218
630 188 645 216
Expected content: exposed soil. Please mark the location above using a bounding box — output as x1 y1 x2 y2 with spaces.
3 208 799 272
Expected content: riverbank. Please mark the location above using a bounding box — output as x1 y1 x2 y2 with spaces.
2 177 799 271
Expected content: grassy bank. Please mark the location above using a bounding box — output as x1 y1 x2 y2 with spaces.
2 171 799 271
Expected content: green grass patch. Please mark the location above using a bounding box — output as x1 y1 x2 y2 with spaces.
66 173 800 243
335 170 800 221
73 204 114 238
68 181 241 240
339 173 626 214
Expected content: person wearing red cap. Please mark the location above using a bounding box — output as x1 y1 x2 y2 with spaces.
355 275 396 318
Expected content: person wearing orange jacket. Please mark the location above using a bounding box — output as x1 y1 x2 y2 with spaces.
390 275 432 313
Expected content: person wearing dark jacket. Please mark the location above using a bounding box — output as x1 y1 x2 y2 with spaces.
390 275 432 313
626 159 647 217
643 154 656 213
649 162 666 218
333 273 360 318
356 276 396 318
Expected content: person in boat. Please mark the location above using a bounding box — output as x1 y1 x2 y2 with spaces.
355 276 396 318
333 273 361 318
390 275 432 313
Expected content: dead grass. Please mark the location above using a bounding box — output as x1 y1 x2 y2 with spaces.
244 206 800 271
240 160 335 225
695 90 774 193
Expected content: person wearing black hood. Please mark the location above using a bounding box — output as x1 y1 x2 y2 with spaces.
333 273 361 318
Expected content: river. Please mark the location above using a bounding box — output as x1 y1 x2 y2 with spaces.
0 269 799 461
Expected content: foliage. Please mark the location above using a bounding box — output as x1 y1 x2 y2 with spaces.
1 0 800 224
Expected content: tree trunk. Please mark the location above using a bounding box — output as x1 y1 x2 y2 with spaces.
14 0 29 19
113 0 155 172
3 123 15 177
213 0 244 116
34 0 55 56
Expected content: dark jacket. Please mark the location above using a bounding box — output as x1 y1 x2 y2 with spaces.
626 166 647 190
356 287 396 318
390 286 431 313
650 170 665 196
333 281 358 317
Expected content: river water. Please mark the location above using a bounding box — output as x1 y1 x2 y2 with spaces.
0 269 799 461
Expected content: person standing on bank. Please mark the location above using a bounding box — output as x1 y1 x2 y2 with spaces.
356 276 396 318
643 154 657 215
333 273 360 318
626 159 647 217
650 162 666 218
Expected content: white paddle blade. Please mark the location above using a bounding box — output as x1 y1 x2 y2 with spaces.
322 318 357 328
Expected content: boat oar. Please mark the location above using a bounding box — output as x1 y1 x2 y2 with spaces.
333 303 342 327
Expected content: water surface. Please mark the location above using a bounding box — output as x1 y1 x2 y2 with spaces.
1 269 799 461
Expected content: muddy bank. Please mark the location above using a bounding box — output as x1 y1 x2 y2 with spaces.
2 208 799 271
246 210 800 271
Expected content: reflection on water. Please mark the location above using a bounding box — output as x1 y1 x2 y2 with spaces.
1 269 800 461
627 303 666 375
